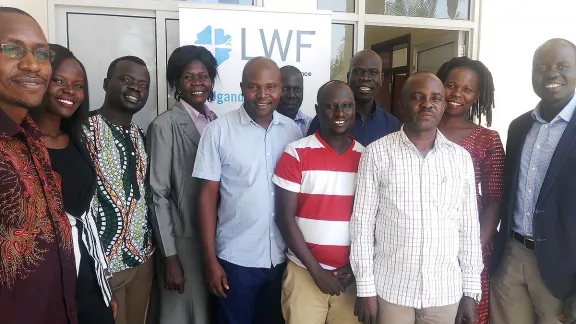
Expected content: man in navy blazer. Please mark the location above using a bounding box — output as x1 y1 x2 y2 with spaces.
490 38 576 324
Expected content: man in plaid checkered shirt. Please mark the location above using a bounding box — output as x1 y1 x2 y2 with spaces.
349 72 483 324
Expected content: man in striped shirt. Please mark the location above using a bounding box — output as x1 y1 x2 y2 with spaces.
350 72 483 324
274 80 364 324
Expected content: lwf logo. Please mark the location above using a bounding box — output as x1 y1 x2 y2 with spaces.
195 25 232 66
195 25 316 66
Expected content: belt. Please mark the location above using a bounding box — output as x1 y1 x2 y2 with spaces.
512 231 534 250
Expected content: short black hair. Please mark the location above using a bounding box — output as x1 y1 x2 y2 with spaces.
536 38 576 57
436 57 495 127
0 7 34 19
167 45 218 102
316 80 350 104
106 56 148 79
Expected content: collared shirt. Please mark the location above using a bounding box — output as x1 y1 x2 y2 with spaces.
294 109 313 136
192 105 302 268
180 99 216 135
513 94 576 237
307 103 400 146
84 113 154 273
350 128 483 308
0 110 77 324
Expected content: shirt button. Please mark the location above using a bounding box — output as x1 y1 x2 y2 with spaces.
532 167 536 171
272 213 275 216
528 189 532 193
536 145 541 150
131 152 135 156
544 125 549 128
268 173 272 176
271 192 275 196
527 212 531 216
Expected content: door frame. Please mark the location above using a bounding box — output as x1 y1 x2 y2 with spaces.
371 33 410 118
413 30 468 72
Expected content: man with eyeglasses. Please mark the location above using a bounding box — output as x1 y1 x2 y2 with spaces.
0 7 78 324
307 50 400 146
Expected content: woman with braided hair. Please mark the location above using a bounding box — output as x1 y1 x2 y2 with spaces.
437 56 505 324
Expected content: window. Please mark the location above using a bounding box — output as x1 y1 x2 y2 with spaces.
331 24 354 81
318 0 355 13
66 13 158 131
366 0 470 20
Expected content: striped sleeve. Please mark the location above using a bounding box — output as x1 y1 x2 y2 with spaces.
272 143 302 193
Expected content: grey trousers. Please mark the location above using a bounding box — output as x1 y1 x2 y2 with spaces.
147 237 214 324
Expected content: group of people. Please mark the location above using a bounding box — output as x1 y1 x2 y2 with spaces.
2 6 576 324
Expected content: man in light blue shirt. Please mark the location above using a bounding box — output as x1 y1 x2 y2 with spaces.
193 57 302 324
277 65 312 136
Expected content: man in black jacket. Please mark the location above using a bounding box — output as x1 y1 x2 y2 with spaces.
490 38 576 324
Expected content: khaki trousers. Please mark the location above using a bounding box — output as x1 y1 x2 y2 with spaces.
281 261 359 324
377 298 459 324
111 257 155 324
490 239 562 324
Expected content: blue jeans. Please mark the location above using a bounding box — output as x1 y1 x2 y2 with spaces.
217 258 286 324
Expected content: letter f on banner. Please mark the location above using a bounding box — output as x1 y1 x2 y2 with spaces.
297 31 315 62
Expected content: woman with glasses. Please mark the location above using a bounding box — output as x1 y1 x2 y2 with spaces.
32 44 118 324
437 57 504 324
146 45 218 324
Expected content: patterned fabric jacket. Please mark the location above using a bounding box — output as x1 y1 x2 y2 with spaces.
84 112 154 273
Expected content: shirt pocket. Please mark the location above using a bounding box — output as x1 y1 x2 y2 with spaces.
430 175 464 218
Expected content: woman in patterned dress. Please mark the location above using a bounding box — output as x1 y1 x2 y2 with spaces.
437 57 505 324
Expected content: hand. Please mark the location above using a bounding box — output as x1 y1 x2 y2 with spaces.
310 266 345 296
164 255 185 294
354 296 378 324
332 264 355 288
110 294 119 320
455 296 478 324
558 293 576 324
205 260 229 297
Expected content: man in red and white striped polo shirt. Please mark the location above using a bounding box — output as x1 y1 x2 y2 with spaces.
273 80 364 324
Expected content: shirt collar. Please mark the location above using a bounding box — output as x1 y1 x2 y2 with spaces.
532 93 576 124
0 108 41 139
400 125 451 152
180 99 213 120
295 109 307 122
239 104 282 126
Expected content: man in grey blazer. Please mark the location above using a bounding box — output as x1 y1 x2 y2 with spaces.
146 45 218 324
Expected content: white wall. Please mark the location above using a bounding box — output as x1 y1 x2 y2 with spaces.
3 0 315 37
2 0 48 34
479 0 576 145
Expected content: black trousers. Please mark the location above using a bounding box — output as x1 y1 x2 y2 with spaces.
76 237 114 324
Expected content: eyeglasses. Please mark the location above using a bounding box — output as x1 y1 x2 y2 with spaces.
1 44 55 62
